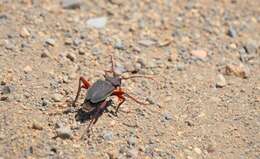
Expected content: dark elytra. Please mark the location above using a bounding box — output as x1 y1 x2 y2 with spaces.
85 76 121 104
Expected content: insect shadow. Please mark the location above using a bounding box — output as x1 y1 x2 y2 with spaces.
74 99 114 123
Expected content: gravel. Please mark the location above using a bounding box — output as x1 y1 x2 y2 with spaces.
114 39 125 50
162 112 173 121
244 41 258 54
127 136 136 147
20 27 30 38
86 17 107 29
62 0 82 9
41 98 49 107
91 47 102 56
41 50 50 58
66 52 77 62
216 74 227 88
73 38 81 46
56 126 72 139
102 131 113 141
138 39 156 47
0 85 15 94
176 63 185 71
193 147 202 154
32 121 44 130
52 93 63 102
78 48 85 55
114 64 127 74
45 38 56 46
227 26 237 38
126 148 139 158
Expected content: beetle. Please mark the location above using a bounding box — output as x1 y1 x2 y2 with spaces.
72 55 156 133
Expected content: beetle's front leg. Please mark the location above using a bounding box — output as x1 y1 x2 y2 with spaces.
112 88 125 115
73 76 91 106
115 95 126 115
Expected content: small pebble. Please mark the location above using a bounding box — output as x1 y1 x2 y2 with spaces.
229 43 237 49
162 112 173 121
86 17 107 29
103 131 113 141
107 150 118 159
136 58 146 68
216 74 226 88
32 121 43 130
45 38 56 46
0 96 8 101
52 93 63 102
62 0 82 9
4 39 15 50
176 63 185 71
125 62 136 72
56 126 72 139
244 41 257 54
64 38 73 45
227 26 237 38
191 50 208 59
0 14 8 22
66 52 76 62
41 98 49 107
0 85 15 94
24 65 32 73
0 133 5 140
138 39 156 47
224 63 250 78
91 47 102 56
109 0 123 5
194 147 202 154
73 38 81 46
114 64 126 74
146 97 155 104
127 136 136 146
134 63 142 72
114 40 125 50
126 148 139 158
78 48 85 55
20 27 30 38
41 50 50 58
119 146 128 154
206 144 215 153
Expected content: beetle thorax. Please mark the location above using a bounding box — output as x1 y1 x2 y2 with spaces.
105 76 121 87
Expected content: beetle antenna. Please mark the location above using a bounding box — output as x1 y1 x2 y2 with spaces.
122 75 158 83
110 54 116 77
124 92 150 105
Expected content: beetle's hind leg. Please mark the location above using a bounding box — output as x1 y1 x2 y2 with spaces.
73 76 91 106
81 101 108 139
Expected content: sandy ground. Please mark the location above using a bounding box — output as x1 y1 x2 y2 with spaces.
0 0 259 159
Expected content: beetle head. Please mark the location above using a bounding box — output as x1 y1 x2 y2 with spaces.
105 75 121 87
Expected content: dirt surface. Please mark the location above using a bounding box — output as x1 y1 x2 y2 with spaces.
0 0 259 159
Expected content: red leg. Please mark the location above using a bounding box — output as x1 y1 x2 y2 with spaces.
112 88 149 114
114 94 126 115
73 76 91 106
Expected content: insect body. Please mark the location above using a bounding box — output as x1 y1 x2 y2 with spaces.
73 55 155 132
